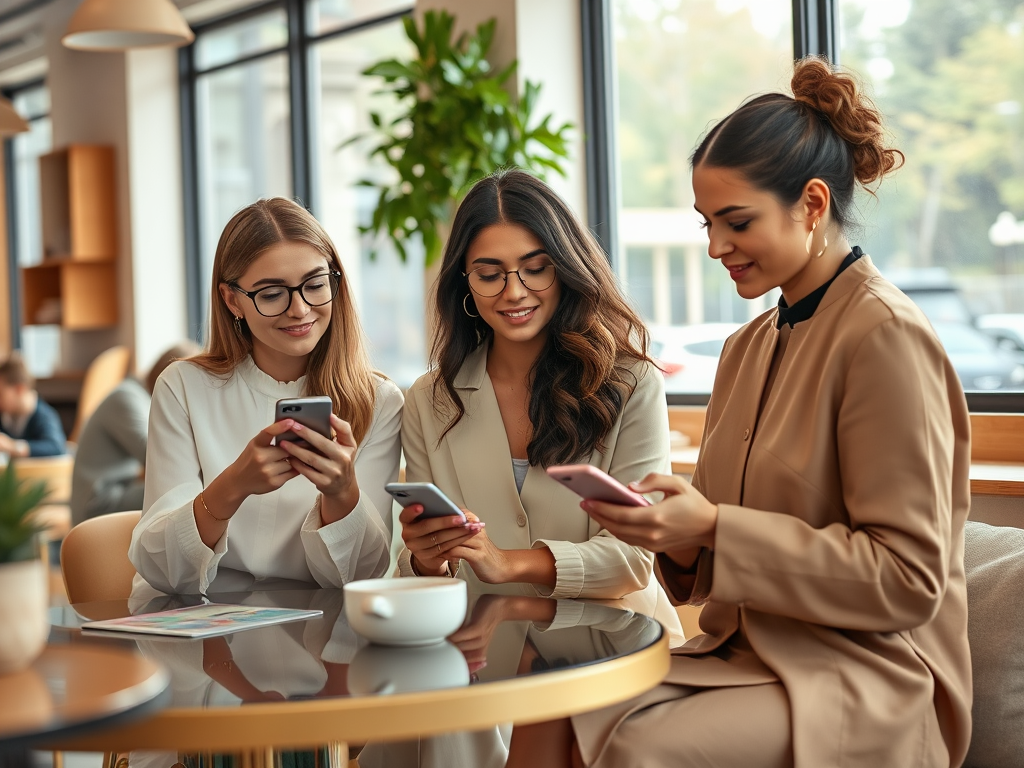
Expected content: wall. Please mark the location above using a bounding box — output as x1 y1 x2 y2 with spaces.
0 0 584 377
415 0 587 219
124 46 189 374
0 0 189 376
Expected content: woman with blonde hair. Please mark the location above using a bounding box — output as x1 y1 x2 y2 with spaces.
130 197 403 595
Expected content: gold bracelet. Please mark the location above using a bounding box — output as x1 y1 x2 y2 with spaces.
198 491 231 521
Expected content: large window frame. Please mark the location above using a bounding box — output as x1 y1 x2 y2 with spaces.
179 0 413 340
3 76 49 352
584 0 1023 413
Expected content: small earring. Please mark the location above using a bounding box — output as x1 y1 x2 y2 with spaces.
463 294 479 318
233 315 244 335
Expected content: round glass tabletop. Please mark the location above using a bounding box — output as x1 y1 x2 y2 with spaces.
44 586 667 757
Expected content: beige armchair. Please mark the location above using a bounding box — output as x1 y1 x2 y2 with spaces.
68 345 131 445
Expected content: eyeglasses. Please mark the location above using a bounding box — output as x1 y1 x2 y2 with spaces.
230 271 341 317
463 263 557 297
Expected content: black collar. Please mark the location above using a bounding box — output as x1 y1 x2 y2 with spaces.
777 246 863 329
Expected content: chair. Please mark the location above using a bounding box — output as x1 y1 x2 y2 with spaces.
68 345 131 444
12 454 74 503
60 510 141 603
962 520 1024 767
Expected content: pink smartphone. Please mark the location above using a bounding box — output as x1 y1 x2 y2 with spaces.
545 465 651 507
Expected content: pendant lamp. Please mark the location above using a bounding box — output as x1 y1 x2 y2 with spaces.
62 0 195 51
0 97 30 136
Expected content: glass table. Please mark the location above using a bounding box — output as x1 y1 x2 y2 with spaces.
39 586 669 766
0 642 169 765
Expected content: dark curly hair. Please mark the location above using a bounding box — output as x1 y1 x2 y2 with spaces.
431 169 652 467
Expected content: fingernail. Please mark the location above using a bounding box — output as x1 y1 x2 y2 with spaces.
292 423 304 431
580 500 592 511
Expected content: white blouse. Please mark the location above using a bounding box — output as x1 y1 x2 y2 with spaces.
129 357 403 595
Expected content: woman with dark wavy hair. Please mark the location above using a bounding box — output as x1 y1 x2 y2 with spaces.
396 169 683 645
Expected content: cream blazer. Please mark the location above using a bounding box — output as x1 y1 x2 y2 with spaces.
398 345 684 644
656 256 972 767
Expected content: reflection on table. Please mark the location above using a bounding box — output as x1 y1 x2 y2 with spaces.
44 585 668 767
0 644 169 751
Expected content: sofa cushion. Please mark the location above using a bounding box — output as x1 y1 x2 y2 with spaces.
963 520 1024 768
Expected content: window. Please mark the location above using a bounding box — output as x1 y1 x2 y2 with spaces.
840 0 1024 397
3 81 59 377
591 0 1024 409
608 0 794 396
182 1 423 384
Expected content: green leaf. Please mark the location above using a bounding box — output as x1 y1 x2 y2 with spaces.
340 10 572 269
0 461 48 564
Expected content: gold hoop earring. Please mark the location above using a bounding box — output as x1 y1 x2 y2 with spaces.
805 218 828 259
463 294 479 318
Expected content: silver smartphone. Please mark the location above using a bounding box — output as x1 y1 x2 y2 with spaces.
385 482 467 521
274 396 333 448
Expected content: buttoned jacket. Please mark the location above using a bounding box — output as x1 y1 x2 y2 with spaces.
658 256 972 767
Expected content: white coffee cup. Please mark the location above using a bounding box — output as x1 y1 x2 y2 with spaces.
343 577 467 646
347 640 470 695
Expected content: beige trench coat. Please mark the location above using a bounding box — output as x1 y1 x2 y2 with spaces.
397 346 684 643
614 256 972 767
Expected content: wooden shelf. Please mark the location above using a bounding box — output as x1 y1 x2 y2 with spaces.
40 145 116 261
22 145 117 329
22 261 117 329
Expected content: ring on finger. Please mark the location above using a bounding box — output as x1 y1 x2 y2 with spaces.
431 534 442 554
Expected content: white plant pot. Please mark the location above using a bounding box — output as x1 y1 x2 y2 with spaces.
0 559 50 675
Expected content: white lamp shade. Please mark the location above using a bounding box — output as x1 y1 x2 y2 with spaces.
0 97 30 136
62 0 195 51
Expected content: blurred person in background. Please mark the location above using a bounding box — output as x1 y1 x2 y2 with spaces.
0 352 66 458
70 342 200 525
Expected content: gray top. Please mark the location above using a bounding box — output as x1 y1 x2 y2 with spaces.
512 458 530 495
70 378 150 525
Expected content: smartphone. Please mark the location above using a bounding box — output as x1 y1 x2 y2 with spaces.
274 396 333 448
545 464 651 507
385 482 467 521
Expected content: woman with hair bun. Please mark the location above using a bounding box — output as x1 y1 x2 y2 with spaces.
560 57 972 767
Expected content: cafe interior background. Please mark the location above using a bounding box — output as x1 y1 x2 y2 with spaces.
0 0 1022 604
0 0 1021 762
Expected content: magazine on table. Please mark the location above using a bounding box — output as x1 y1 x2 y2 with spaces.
82 603 324 638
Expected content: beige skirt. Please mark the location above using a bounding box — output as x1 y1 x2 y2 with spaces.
571 681 792 768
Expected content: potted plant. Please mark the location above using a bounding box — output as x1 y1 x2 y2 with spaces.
348 10 574 266
0 461 50 674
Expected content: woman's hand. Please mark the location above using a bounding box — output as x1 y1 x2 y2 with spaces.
449 594 508 672
277 415 360 524
581 473 719 559
399 505 484 576
202 637 286 703
444 512 518 583
216 419 302 505
449 595 558 673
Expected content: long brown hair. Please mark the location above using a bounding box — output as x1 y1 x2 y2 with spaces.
433 169 652 467
191 198 377 443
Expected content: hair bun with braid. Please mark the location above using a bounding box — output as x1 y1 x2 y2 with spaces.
791 56 904 187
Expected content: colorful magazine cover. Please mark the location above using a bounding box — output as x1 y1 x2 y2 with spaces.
82 603 323 638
